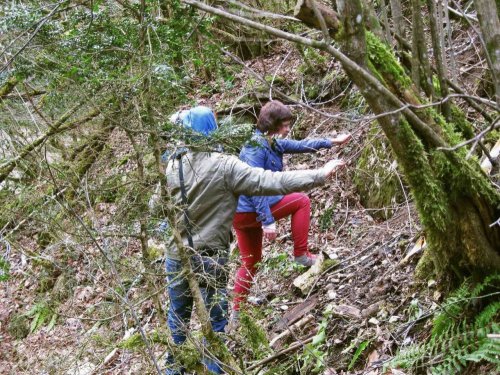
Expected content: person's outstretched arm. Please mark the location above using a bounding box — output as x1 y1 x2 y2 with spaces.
278 133 351 154
224 156 345 197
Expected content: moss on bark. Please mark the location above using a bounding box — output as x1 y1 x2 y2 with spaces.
354 123 405 220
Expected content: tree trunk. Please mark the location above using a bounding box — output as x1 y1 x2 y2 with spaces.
333 0 500 284
427 0 451 119
389 0 406 49
473 0 500 106
410 0 433 96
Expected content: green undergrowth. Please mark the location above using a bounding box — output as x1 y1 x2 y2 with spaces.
118 329 170 349
299 305 334 373
8 300 58 339
354 123 405 220
389 274 500 374
239 310 271 360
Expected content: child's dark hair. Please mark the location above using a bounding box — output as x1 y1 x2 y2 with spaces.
257 100 293 134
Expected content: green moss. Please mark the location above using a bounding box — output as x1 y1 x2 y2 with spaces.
319 206 335 231
432 150 500 207
432 76 441 96
118 330 170 349
176 340 203 371
396 119 450 234
240 311 270 359
427 106 464 147
264 75 285 85
449 105 475 140
322 258 338 272
146 242 163 260
484 129 499 145
366 58 386 85
119 333 143 349
354 123 405 220
8 314 30 339
366 31 411 88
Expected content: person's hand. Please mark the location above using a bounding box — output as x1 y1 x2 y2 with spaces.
323 159 346 178
331 133 351 146
262 223 277 241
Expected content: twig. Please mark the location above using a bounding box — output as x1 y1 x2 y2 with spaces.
246 336 315 371
0 1 65 74
438 118 499 152
269 314 314 348
334 198 349 239
183 0 447 150
305 239 381 300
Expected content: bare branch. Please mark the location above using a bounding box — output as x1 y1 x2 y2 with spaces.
437 118 500 152
183 0 447 149
0 101 98 184
0 1 66 74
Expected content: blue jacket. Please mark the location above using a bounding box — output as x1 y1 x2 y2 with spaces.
236 130 332 225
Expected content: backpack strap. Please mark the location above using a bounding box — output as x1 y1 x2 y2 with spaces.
177 154 194 249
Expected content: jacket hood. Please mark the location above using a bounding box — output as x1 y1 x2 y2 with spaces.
171 106 217 136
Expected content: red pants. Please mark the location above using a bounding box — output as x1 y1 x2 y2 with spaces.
232 193 311 310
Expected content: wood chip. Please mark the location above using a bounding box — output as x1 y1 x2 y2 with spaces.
330 304 362 320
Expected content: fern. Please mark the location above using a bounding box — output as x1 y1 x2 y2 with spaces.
389 275 500 374
26 302 57 333
431 282 471 337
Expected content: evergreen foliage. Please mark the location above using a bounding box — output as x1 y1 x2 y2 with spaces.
390 275 500 374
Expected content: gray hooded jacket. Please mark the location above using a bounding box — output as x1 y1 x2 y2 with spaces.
164 150 326 259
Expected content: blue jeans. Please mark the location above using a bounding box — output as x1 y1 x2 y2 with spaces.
165 256 228 374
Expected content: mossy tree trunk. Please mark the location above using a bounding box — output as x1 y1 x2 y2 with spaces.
334 0 500 284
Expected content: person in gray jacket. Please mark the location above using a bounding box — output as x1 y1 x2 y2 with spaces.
162 106 344 374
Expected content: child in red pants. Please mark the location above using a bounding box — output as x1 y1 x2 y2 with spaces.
232 100 351 312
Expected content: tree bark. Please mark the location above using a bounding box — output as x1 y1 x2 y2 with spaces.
410 0 433 96
473 0 500 106
427 0 451 119
294 0 340 36
389 0 405 49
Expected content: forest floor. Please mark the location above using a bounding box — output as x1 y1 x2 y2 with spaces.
0 44 471 375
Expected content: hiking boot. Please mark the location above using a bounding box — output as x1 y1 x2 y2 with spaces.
294 252 317 267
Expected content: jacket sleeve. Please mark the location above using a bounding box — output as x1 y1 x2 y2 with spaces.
240 145 275 225
278 138 332 154
224 156 327 197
